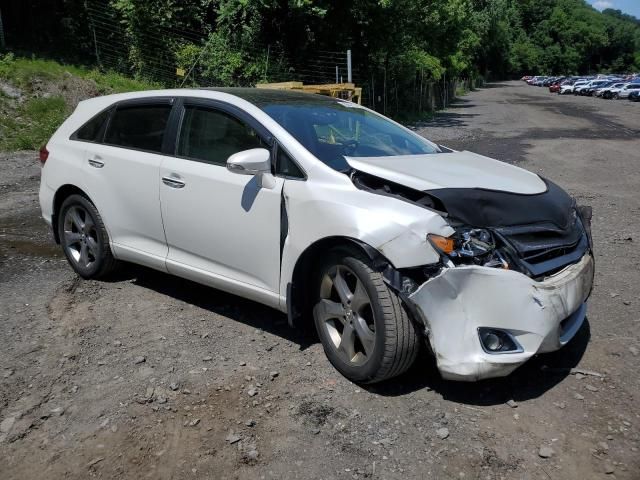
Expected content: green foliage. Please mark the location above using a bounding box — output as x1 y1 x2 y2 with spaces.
507 0 640 74
84 70 161 94
2 0 639 118
0 96 68 151
110 0 214 80
198 32 266 86
0 53 159 93
0 54 85 89
9 0 640 84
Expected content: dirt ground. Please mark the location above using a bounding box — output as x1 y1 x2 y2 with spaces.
1 81 639 479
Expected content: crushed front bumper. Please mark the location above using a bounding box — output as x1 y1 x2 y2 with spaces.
408 253 594 381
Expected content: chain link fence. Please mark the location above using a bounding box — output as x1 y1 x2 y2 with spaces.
85 1 358 89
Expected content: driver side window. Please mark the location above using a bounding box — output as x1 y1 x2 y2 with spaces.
177 106 266 166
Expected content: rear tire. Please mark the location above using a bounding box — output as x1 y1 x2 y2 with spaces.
58 194 119 279
312 249 420 384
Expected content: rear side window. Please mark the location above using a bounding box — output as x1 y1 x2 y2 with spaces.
104 104 172 153
74 109 111 142
177 106 266 166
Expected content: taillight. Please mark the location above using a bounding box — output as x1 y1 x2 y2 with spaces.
39 145 49 165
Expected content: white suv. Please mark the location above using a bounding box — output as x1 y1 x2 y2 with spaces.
616 83 640 99
39 89 594 383
560 80 586 95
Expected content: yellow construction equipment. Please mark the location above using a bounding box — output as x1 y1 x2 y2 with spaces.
256 81 362 104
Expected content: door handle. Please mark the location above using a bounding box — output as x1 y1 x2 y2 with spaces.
88 156 104 168
162 176 186 189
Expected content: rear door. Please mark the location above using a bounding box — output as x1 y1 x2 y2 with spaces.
81 98 174 271
159 99 284 303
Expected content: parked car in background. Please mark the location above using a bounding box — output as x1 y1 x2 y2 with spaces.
594 82 618 97
629 90 640 102
582 80 609 96
617 83 640 99
529 76 549 86
566 80 588 95
558 79 577 95
575 80 595 95
602 83 628 99
38 88 595 383
547 77 566 92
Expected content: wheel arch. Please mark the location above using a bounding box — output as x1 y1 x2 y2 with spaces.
286 236 392 329
51 184 94 244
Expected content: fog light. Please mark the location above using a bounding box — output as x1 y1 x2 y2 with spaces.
482 332 503 351
478 328 523 354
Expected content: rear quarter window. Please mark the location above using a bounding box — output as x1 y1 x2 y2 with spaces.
72 108 111 142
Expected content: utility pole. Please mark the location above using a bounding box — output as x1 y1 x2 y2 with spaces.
347 49 352 83
0 7 5 49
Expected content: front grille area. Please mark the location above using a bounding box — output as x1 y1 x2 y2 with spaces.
495 217 589 278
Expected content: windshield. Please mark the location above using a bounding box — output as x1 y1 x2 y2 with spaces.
261 101 440 171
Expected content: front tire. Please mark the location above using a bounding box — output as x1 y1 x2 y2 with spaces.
58 194 119 279
312 250 420 384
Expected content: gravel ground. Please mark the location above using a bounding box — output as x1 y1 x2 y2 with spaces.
1 81 639 479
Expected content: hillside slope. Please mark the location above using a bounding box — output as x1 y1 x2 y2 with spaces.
0 54 157 151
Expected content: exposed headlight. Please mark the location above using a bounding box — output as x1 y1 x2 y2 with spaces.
455 228 494 258
428 228 509 269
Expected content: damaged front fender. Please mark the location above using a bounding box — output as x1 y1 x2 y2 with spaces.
280 176 455 309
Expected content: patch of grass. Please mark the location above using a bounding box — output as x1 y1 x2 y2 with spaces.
0 53 160 94
84 69 161 94
0 96 69 151
0 53 83 89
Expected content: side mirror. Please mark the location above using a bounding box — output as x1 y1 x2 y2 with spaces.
226 148 271 176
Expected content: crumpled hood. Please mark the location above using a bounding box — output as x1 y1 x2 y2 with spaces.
346 151 547 194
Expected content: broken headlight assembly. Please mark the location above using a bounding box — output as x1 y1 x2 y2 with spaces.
428 228 509 269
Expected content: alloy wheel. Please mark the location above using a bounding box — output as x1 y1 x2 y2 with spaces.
63 205 99 269
314 265 376 366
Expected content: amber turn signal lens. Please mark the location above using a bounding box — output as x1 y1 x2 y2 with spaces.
428 234 455 254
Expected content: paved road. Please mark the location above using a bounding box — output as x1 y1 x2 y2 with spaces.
1 81 639 479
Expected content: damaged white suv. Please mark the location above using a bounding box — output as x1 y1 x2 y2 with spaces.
39 88 594 383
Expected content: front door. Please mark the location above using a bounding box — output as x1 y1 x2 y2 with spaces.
159 101 284 304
